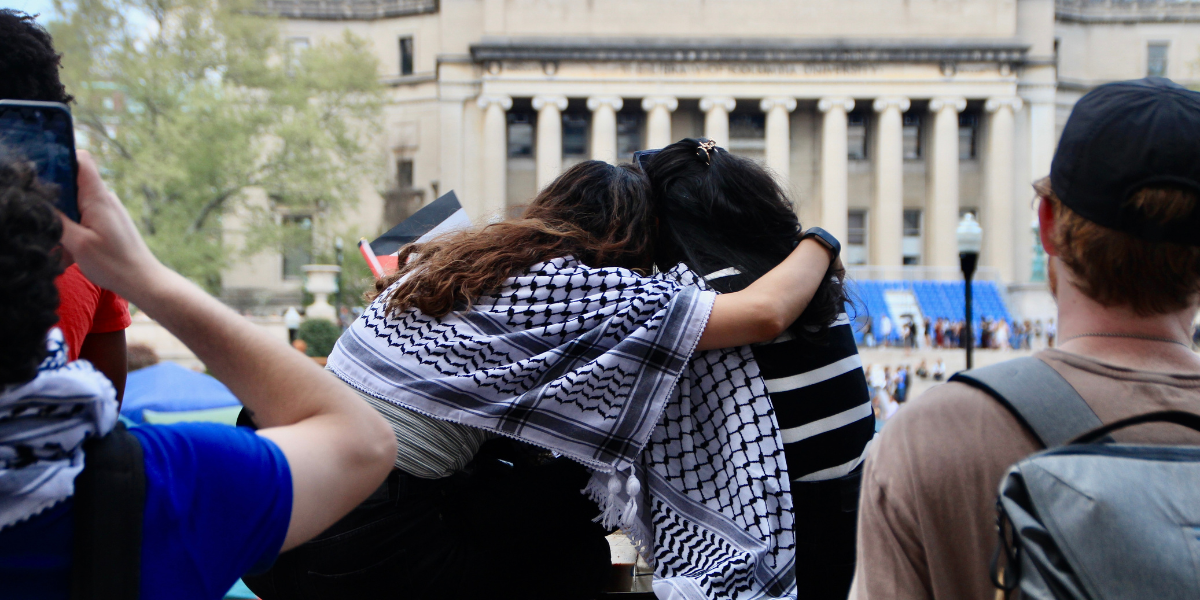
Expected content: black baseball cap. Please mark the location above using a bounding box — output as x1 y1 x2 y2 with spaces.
1051 77 1200 246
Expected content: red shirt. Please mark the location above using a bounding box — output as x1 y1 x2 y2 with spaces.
55 265 132 361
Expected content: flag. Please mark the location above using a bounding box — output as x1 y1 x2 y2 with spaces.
360 191 470 278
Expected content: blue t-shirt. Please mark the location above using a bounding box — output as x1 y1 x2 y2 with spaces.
0 422 292 600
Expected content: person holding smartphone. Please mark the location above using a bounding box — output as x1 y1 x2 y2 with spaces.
0 151 397 599
1 9 131 402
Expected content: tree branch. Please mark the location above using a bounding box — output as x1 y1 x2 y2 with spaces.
190 189 237 234
79 113 133 160
139 184 158 236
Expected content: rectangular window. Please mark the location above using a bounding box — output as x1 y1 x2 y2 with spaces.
399 37 414 76
903 209 922 237
847 210 868 266
507 112 534 158
286 37 309 74
616 112 642 162
847 112 868 161
902 209 922 265
281 214 313 280
729 112 766 140
848 210 867 245
902 114 921 160
396 159 414 189
958 113 978 160
1147 42 1168 78
562 113 589 157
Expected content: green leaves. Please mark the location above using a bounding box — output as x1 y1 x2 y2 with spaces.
49 0 384 292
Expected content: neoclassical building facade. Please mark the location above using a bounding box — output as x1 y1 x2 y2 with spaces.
222 0 1200 310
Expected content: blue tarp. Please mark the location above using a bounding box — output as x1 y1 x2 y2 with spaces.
121 362 240 424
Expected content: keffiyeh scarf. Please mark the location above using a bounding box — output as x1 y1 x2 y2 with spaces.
0 329 118 531
327 258 795 600
642 266 796 600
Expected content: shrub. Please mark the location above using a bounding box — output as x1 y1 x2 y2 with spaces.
297 318 341 357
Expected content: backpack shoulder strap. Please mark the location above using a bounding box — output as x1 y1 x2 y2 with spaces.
70 422 145 600
949 356 1103 448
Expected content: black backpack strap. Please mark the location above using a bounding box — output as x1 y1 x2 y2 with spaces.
949 356 1104 448
71 422 145 600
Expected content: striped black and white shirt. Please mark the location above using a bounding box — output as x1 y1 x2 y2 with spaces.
751 314 875 482
704 268 874 483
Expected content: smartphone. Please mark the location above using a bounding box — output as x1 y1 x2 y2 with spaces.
0 100 79 222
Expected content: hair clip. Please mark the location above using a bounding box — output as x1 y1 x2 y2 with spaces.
697 139 718 165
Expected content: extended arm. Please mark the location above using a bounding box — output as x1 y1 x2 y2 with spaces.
59 151 396 551
696 238 837 351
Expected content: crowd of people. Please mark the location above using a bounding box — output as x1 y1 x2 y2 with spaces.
4 9 1200 600
862 315 1058 350
864 360 949 428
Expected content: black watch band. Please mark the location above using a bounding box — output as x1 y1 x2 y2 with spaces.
799 227 841 261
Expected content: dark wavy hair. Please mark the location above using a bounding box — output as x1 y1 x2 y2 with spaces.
0 10 73 104
375 160 655 318
644 138 848 341
0 159 64 385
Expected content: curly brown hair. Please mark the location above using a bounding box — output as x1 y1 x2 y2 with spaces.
374 160 655 318
0 159 64 385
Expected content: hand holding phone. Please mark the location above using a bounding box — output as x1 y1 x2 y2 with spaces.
0 100 79 221
59 151 163 298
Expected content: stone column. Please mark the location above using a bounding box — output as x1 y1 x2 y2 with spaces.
700 96 736 147
871 96 910 267
818 97 854 242
641 96 678 149
927 97 967 270
761 97 797 184
1029 100 1055 182
532 95 568 189
984 96 1022 282
587 96 623 164
477 94 512 222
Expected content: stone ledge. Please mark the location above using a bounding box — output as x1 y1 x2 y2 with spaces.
255 0 436 21
1056 0 1200 24
471 38 1029 64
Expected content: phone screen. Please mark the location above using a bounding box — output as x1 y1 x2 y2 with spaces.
0 101 79 222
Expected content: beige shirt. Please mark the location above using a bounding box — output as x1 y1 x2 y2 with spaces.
853 349 1200 600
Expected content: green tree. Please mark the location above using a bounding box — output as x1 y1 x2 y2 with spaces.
48 0 385 291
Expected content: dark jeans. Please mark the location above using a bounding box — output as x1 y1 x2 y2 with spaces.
244 439 611 600
791 466 863 600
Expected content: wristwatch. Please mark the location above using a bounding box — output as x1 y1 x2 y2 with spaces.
798 227 841 261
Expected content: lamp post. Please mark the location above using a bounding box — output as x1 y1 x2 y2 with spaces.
957 213 982 370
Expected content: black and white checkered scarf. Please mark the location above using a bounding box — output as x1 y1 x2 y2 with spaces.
327 258 795 600
0 329 118 531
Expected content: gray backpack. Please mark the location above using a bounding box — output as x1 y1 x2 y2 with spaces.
952 357 1200 600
